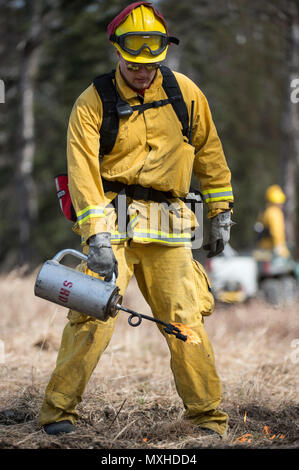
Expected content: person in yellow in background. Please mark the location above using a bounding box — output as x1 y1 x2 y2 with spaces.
39 2 234 439
255 185 290 259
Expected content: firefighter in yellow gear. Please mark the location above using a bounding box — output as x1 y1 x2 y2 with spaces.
255 185 290 259
39 2 234 438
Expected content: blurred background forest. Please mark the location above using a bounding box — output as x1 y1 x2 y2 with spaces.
0 0 299 270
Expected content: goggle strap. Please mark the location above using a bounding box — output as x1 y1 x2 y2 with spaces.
168 36 180 45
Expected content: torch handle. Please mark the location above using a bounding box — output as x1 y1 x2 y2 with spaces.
52 249 88 263
52 248 116 284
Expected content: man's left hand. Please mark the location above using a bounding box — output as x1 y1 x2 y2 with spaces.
203 211 234 258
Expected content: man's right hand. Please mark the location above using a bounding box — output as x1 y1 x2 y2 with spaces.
87 232 118 282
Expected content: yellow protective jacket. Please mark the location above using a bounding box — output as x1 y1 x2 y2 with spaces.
257 205 288 252
67 64 233 245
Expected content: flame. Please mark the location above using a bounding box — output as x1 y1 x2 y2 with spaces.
172 323 202 344
142 438 148 442
263 425 284 440
243 410 247 423
234 425 285 444
233 433 253 444
263 425 270 435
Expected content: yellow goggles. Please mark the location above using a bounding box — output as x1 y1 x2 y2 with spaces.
125 33 165 53
111 32 169 56
125 61 160 71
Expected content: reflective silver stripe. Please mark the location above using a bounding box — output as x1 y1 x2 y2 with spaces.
132 232 192 244
55 177 60 192
55 179 64 212
77 208 105 224
202 190 233 201
111 232 130 241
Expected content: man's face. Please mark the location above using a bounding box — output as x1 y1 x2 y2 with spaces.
117 52 158 90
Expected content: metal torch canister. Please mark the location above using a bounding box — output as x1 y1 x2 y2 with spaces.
34 249 122 321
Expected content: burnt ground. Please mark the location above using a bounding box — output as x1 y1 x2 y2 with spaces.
0 271 298 452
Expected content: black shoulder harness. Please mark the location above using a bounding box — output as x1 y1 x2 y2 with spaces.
92 65 190 157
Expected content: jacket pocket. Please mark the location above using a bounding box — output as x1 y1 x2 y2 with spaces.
192 259 214 316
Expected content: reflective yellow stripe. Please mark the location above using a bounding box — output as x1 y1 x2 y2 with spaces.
111 230 130 241
76 205 104 217
76 205 106 225
133 228 192 239
133 235 192 245
77 212 106 225
202 187 233 203
129 214 138 229
201 186 232 195
204 195 234 203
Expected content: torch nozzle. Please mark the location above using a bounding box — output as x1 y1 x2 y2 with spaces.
116 304 187 342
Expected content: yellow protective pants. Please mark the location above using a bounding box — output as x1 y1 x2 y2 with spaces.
39 242 228 436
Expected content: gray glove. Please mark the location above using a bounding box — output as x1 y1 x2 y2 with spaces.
203 211 234 258
87 232 118 281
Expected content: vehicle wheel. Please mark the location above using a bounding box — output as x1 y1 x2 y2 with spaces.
281 276 298 305
261 278 281 306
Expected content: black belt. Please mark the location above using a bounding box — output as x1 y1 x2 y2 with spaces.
102 178 175 234
102 178 203 234
102 178 174 204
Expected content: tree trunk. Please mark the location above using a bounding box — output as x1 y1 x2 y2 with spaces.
15 0 43 267
281 0 299 256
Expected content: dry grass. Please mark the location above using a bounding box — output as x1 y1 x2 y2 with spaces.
0 268 298 449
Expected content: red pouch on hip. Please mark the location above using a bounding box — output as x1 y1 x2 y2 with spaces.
54 174 77 222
